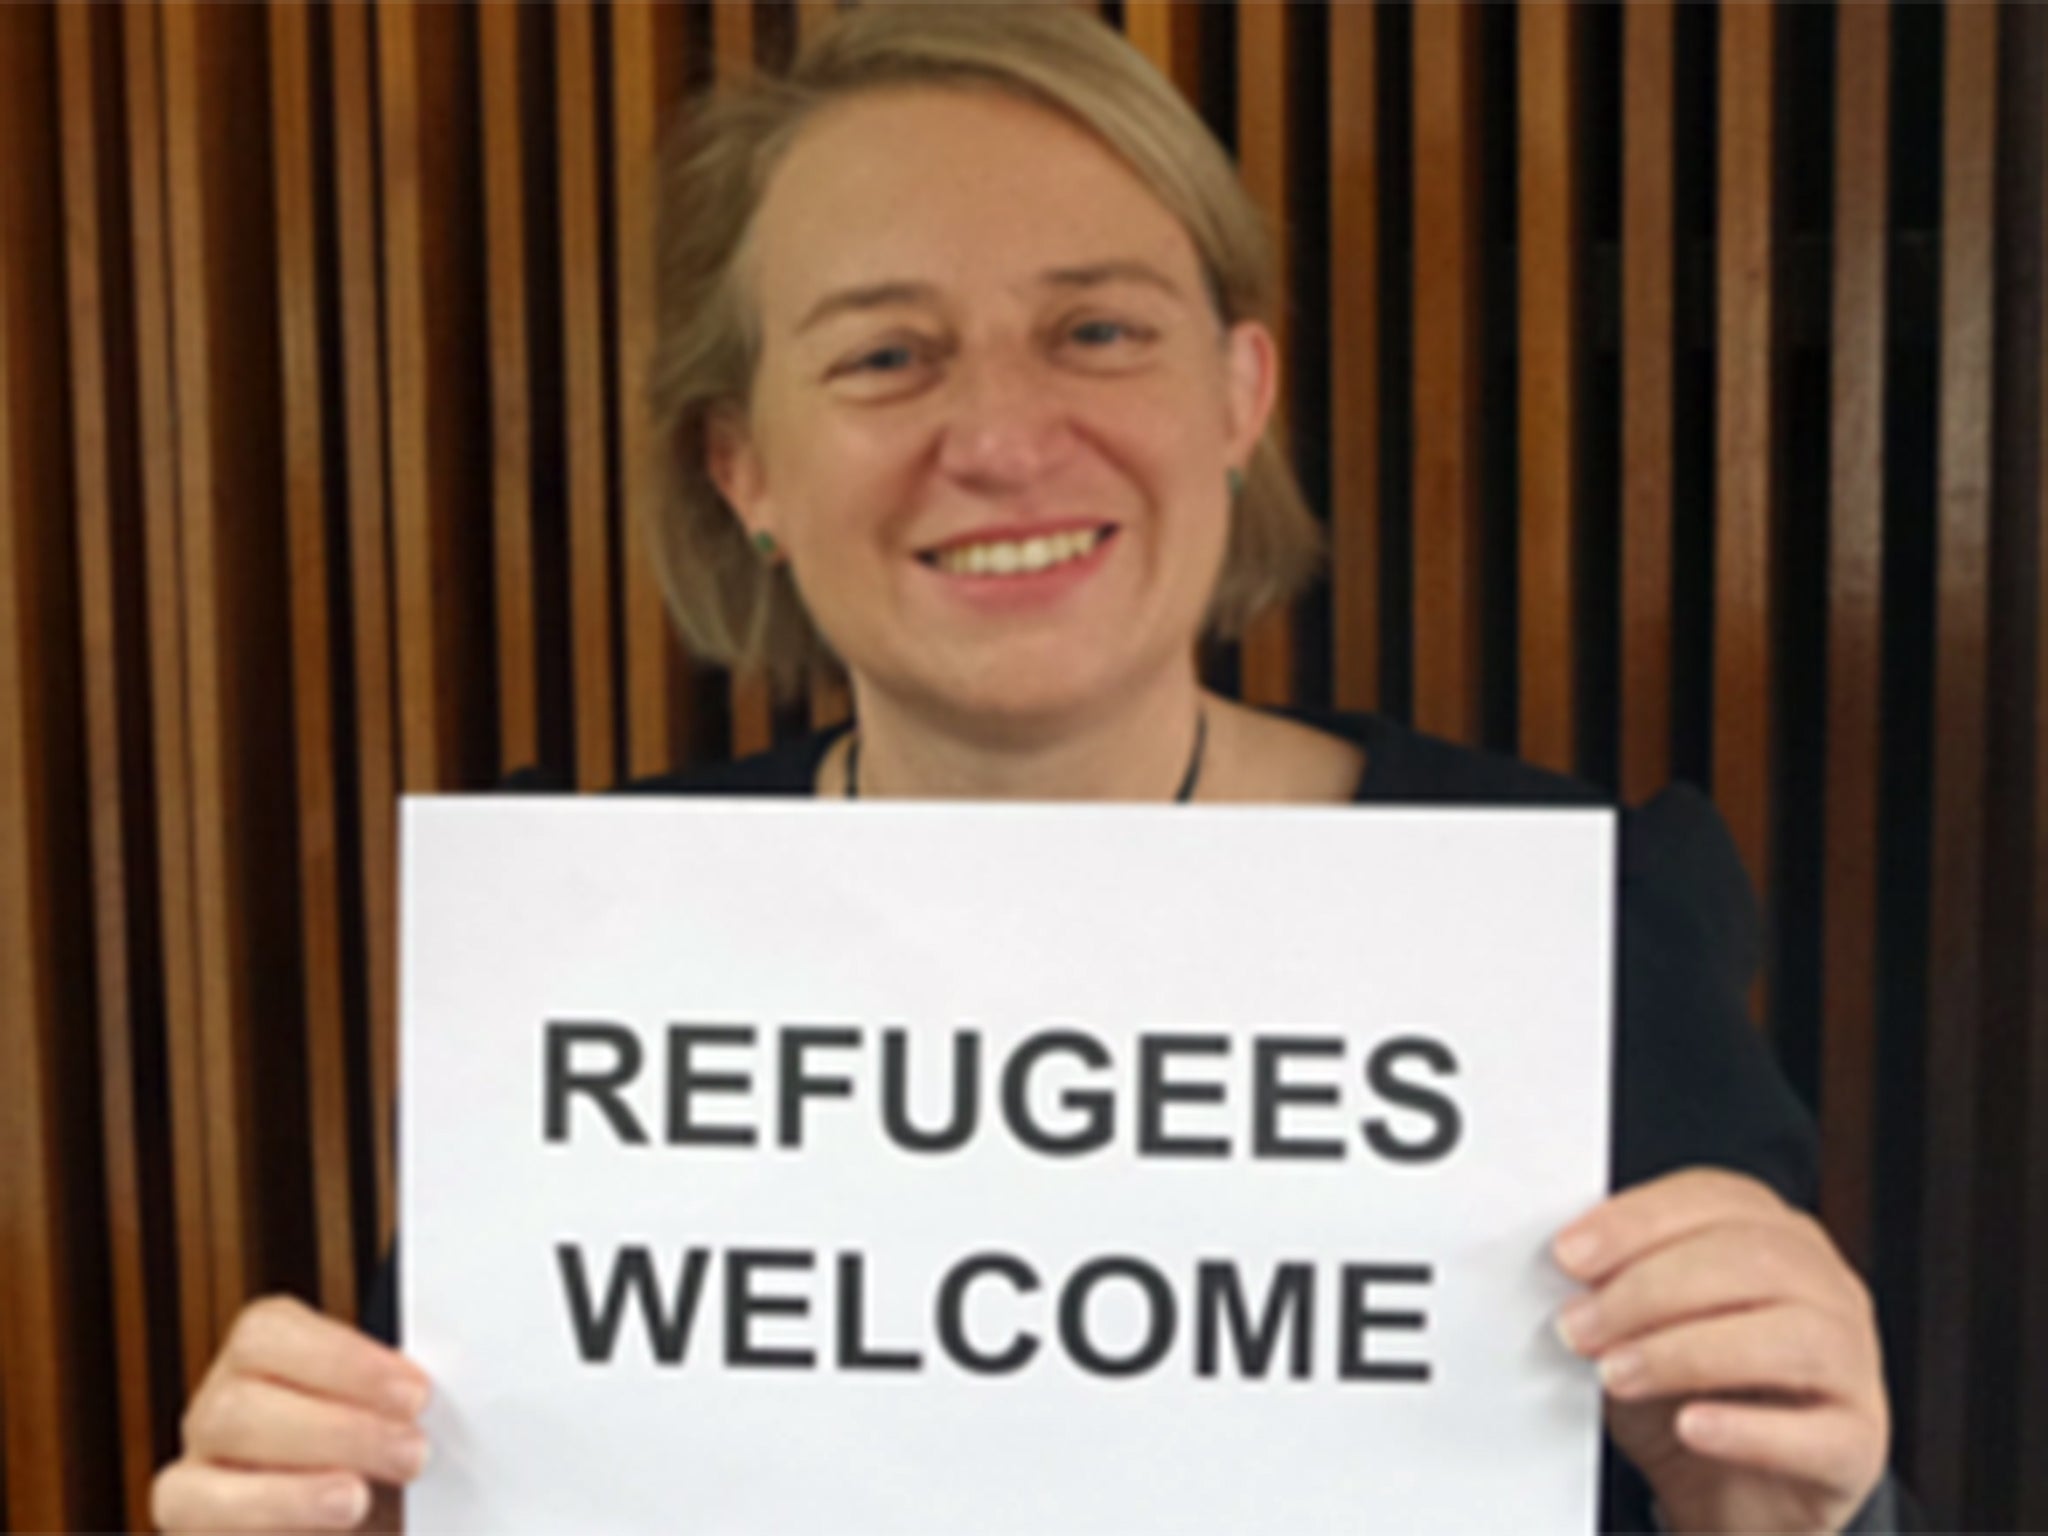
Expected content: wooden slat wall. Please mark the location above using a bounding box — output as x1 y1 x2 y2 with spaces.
3 4 2047 1531
1821 0 1889 1274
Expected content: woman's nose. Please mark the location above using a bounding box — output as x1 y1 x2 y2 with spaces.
934 346 1076 491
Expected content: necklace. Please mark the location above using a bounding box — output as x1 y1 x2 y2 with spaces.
844 710 1208 802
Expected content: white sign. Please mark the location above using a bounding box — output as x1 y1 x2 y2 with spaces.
401 799 1615 1535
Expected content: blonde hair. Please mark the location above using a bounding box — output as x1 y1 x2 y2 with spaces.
647 3 1322 697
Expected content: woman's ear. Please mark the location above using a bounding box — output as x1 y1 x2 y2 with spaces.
1222 320 1279 467
705 407 776 543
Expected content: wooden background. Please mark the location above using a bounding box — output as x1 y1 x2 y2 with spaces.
2 0 2045 1529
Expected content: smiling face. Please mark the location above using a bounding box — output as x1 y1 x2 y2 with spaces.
709 86 1276 736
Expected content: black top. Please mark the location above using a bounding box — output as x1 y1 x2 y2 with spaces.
367 709 1911 1532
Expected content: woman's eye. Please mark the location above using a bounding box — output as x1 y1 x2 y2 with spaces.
850 343 918 374
1069 319 1142 348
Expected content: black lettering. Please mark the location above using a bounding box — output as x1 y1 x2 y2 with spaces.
543 1021 649 1145
1001 1030 1114 1155
724 1249 816 1368
1253 1036 1346 1159
881 1027 980 1153
935 1252 1040 1374
1137 1033 1231 1158
1194 1260 1315 1379
1363 1036 1462 1163
778 1026 860 1148
836 1251 922 1371
555 1242 709 1364
1338 1262 1432 1382
666 1023 757 1146
1059 1256 1176 1377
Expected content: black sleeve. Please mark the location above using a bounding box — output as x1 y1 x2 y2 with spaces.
1599 786 1926 1532
1609 784 1818 1205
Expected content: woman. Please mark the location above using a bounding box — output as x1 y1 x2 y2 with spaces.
153 7 1900 1532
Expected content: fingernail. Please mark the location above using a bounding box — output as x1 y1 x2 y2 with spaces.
1554 1295 1599 1353
385 1426 430 1481
1599 1347 1644 1393
384 1375 431 1419
319 1478 370 1527
1553 1228 1601 1276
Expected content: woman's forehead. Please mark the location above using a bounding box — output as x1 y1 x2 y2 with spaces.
746 86 1202 322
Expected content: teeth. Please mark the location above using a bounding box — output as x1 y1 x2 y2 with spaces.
933 528 1104 577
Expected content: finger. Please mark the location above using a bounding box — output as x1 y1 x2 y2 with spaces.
184 1373 430 1485
1597 1302 1871 1406
1556 1218 1868 1355
1553 1168 1788 1282
151 1461 372 1533
1675 1400 1889 1499
216 1295 430 1421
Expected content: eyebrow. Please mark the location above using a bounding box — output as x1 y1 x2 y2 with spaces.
792 259 1187 336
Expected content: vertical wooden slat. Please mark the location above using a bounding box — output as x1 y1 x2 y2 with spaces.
1918 1 1999 1517
1329 1 1379 714
122 0 215 1386
1620 0 1675 803
380 0 490 796
1233 0 1296 707
330 0 402 1250
616 0 697 776
559 0 618 791
0 10 91 1522
2027 77 2048 1518
714 0 774 756
269 0 357 1324
380 0 446 793
1412 2 1484 743
1713 0 1776 903
1123 0 1201 100
1517 0 1581 773
795 0 851 736
1819 0 1889 1271
57 3 171 1518
163 0 269 1333
480 1 539 774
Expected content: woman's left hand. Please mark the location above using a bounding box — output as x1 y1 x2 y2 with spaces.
1552 1168 1890 1534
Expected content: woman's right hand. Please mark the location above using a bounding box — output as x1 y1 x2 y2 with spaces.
151 1294 432 1533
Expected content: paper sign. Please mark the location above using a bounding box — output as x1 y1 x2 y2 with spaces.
401 799 1615 1534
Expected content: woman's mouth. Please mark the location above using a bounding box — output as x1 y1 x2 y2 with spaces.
918 526 1115 579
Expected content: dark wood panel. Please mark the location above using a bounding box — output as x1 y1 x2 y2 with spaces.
269 0 358 1325
1713 0 1776 909
713 0 774 757
1411 2 1484 743
1917 1 1999 1517
615 0 697 776
163 0 309 1329
1233 0 1296 707
2028 98 2048 1514
1619 0 1675 804
1820 0 1889 1272
330 0 403 1249
1517 0 1580 774
121 0 217 1389
1123 0 1201 100
1328 1 1379 715
796 0 849 738
558 0 618 791
480 0 540 774
380 0 492 796
57 3 173 1518
0 9 95 1522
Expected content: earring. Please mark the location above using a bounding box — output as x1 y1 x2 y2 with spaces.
1226 467 1246 499
751 529 780 561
